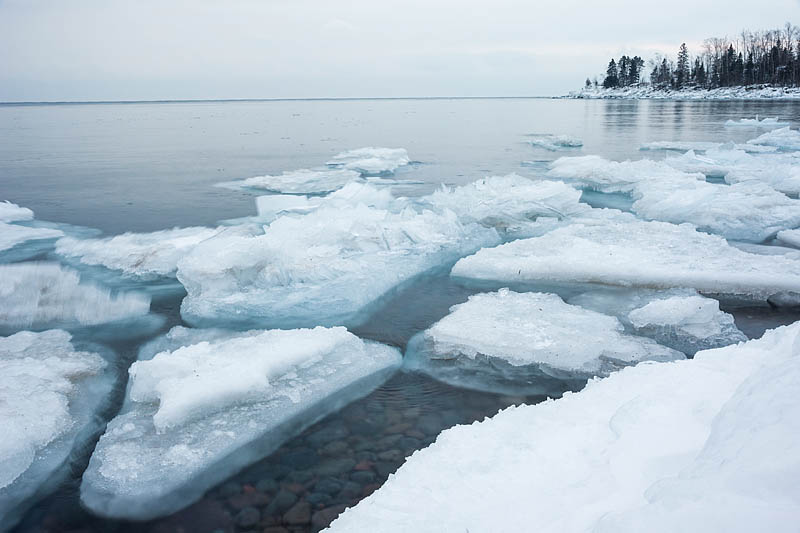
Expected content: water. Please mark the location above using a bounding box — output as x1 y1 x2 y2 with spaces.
3 97 800 533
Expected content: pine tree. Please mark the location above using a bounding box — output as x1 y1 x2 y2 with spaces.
603 59 619 88
676 43 690 88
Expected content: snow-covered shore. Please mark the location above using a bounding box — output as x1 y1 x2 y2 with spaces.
566 85 800 100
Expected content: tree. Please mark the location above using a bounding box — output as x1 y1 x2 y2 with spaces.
603 59 619 88
585 77 592 88
676 43 690 87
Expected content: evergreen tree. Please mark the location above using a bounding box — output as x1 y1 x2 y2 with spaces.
603 59 619 88
676 43 690 87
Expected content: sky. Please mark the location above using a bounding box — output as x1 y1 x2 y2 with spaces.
0 0 798 101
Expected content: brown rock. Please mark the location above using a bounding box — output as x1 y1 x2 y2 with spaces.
283 482 306 494
228 491 270 510
311 505 348 530
353 460 374 471
283 501 312 525
362 483 381 497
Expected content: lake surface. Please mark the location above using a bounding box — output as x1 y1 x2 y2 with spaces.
3 97 800 533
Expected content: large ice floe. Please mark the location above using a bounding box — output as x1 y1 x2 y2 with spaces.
451 217 800 300
639 140 777 153
747 126 800 150
80 326 401 520
55 226 222 279
0 263 151 332
404 289 683 395
546 155 800 241
329 321 800 533
177 202 498 329
0 330 113 532
568 288 747 355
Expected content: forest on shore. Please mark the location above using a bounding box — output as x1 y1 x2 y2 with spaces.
588 23 800 90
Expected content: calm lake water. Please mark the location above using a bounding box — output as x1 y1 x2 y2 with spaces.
3 97 800 533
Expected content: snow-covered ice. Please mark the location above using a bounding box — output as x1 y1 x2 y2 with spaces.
777 228 800 249
177 200 499 328
0 263 151 330
218 168 362 194
80 326 401 520
329 321 800 533
326 147 411 175
725 116 789 128
747 126 800 150
423 175 585 238
546 155 704 193
451 218 800 300
55 226 221 279
0 330 113 532
568 288 746 355
0 222 64 254
0 201 33 223
528 134 583 151
630 177 800 242
405 289 683 395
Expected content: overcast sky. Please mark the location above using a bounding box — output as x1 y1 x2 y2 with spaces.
1 0 798 101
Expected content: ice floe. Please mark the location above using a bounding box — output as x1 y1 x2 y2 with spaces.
568 288 746 354
528 134 583 151
451 218 800 300
0 201 34 223
326 147 411 175
218 168 362 194
0 222 64 254
404 289 683 395
547 155 704 193
80 326 401 520
0 263 151 331
55 226 222 279
177 201 499 329
725 116 789 128
777 228 800 249
0 330 113 532
329 321 800 533
630 177 800 242
747 126 800 150
640 140 777 153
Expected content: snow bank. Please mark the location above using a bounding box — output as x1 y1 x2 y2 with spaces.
748 126 800 150
451 218 800 300
567 85 800 100
326 147 411 175
329 321 800 533
80 326 401 520
177 201 499 329
0 263 151 330
0 330 112 532
55 226 221 279
725 116 789 128
405 289 683 395
528 134 583 151
568 288 746 355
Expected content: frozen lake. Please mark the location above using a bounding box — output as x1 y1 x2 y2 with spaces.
2 97 800 533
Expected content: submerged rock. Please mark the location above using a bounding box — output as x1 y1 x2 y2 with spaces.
404 289 683 395
80 326 401 520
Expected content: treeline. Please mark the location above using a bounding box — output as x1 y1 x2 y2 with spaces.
586 23 800 90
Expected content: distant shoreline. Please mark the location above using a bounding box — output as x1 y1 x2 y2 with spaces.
564 85 800 101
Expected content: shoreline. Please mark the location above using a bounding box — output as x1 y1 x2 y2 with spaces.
564 85 800 101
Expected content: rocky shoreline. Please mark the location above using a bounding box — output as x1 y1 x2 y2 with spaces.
564 85 800 100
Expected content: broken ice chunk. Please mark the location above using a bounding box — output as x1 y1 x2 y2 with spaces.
404 289 683 395
326 147 411 175
80 326 401 520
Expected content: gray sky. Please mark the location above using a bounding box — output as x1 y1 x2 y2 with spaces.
1 0 797 101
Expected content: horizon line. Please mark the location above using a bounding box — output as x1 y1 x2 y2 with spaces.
0 95 558 106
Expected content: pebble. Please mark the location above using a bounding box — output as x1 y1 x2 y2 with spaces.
283 501 312 525
314 478 343 495
337 481 362 500
306 424 349 446
320 440 349 456
256 479 278 493
306 492 332 506
279 447 319 470
311 505 348 530
228 491 270 510
374 461 397 478
235 507 261 528
264 490 297 515
315 458 356 477
350 470 376 484
377 449 403 462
